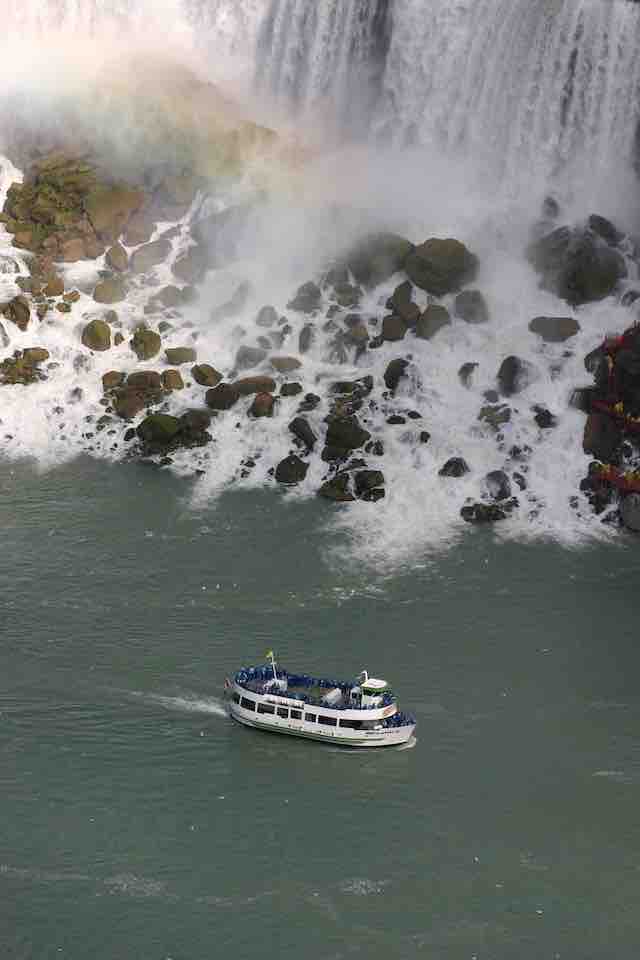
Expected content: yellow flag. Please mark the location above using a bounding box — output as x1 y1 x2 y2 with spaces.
266 650 274 660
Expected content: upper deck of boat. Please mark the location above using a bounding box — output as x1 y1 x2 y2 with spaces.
234 666 395 712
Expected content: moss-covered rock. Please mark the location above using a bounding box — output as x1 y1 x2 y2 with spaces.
82 318 111 351
165 347 197 365
270 356 301 373
406 238 479 295
191 363 221 386
233 375 276 396
2 295 30 331
22 347 50 364
249 392 275 417
415 304 451 340
275 455 308 485
162 369 184 391
131 328 161 361
136 413 182 445
105 243 129 273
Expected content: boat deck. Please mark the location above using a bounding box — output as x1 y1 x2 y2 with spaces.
237 667 395 712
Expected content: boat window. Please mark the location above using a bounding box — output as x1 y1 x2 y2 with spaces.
318 715 337 726
232 692 240 704
257 703 275 715
291 709 302 720
339 718 362 729
240 697 256 712
305 713 316 723
277 707 288 719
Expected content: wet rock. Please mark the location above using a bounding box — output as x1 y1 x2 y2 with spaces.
384 358 409 393
102 371 127 392
527 225 626 306
205 383 240 410
529 316 580 342
0 322 9 349
583 412 622 462
105 243 128 273
236 345 267 370
299 323 315 354
93 276 126 305
233 375 276 397
256 305 278 327
439 457 470 477
191 364 222 387
137 414 181 445
331 282 361 308
287 281 321 313
165 347 197 365
458 361 478 387
365 439 385 456
22 347 49 364
148 285 190 311
298 393 321 412
271 356 301 373
162 369 184 391
85 184 144 244
127 371 163 391
620 493 640 533
63 290 81 304
533 405 557 429
289 416 317 450
275 455 309 485
249 392 275 417
43 277 64 297
56 301 72 314
325 415 371 455
347 232 414 288
405 238 479 295
454 289 489 324
131 328 161 361
382 314 407 342
82 318 111 352
387 415 406 425
281 382 303 397
354 470 385 501
485 470 512 501
0 353 47 385
179 410 212 447
419 431 431 444
588 214 624 246
330 376 373 398
345 322 369 347
497 355 528 396
461 501 516 524
2 295 30 331
326 336 349 365
621 290 640 308
415 304 451 340
114 388 154 420
478 403 511 429
318 472 355 502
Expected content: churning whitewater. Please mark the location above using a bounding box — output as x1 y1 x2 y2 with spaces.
1 0 640 566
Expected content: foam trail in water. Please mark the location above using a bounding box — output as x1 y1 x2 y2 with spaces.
129 691 229 718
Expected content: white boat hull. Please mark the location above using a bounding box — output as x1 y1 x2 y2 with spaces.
228 701 415 748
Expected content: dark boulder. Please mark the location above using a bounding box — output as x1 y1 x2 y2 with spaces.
354 470 385 501
249 392 275 417
326 415 371 452
346 232 414 288
533 405 557 429
386 280 420 326
298 393 321 412
318 472 355 502
382 315 407 342
569 386 599 413
415 304 451 340
461 500 516 524
179 410 212 446
527 226 626 306
287 281 321 313
280 382 303 397
2 294 30 331
191 364 222 387
458 362 478 387
256 305 278 327
233 375 276 396
127 371 163 391
205 383 240 410
588 214 624 246
136 414 181 446
384 358 409 393
529 316 580 342
485 470 511 501
478 404 511 429
497 355 528 396
454 289 489 324
275 455 309 485
165 347 197 365
289 416 317 450
583 412 622 462
405 238 479 295
299 323 315 354
439 457 470 477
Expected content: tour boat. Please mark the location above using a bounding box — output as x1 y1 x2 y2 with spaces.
225 653 416 747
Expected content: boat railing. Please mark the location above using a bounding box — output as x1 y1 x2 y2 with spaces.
234 666 395 711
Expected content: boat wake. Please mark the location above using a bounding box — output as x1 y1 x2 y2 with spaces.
128 690 228 719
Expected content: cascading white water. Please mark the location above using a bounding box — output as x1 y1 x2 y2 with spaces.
377 0 640 191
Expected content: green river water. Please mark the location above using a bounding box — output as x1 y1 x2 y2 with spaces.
2 459 640 959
